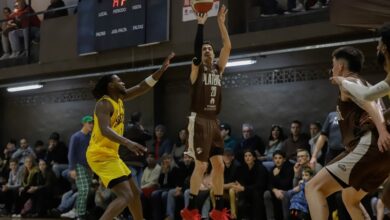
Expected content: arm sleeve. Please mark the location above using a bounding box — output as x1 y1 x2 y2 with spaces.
320 114 331 136
68 135 78 170
193 24 204 66
341 80 390 101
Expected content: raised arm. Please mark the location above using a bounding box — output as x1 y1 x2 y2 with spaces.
343 82 390 152
124 53 175 101
190 14 208 84
95 100 146 155
217 5 231 74
334 77 390 101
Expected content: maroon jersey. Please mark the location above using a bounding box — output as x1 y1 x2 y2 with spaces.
336 75 378 150
190 63 222 117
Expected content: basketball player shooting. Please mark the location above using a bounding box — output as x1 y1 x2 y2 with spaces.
180 4 231 220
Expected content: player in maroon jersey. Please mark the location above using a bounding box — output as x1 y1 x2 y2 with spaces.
180 5 231 220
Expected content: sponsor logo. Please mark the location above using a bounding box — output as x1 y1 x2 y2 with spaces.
196 147 203 155
338 164 347 172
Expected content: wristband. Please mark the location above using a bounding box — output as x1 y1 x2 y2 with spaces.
145 75 158 87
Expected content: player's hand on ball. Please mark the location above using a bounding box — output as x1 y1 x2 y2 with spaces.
217 4 228 24
160 52 175 72
196 12 208 24
125 140 147 156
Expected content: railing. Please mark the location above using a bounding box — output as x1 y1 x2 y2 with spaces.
0 1 77 65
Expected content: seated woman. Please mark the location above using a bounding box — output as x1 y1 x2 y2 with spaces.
235 149 268 219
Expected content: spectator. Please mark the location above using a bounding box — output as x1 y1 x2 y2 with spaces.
33 159 57 217
152 124 173 160
3 139 17 161
45 132 68 178
293 149 322 187
171 128 188 164
281 120 310 162
90 179 114 219
235 149 268 219
289 167 313 220
0 7 13 60
48 186 78 217
120 111 152 186
220 123 238 152
210 148 239 219
8 0 40 58
235 123 265 164
264 150 294 220
261 125 286 171
11 138 36 166
68 116 93 220
308 121 325 164
33 140 46 161
165 152 194 220
310 111 344 166
151 154 180 220
13 155 39 217
0 159 22 215
44 0 68 20
141 153 161 218
0 157 8 185
183 169 212 220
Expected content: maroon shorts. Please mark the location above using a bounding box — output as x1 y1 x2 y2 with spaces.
326 131 390 193
187 112 224 162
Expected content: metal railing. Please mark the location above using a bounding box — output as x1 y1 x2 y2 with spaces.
0 1 77 64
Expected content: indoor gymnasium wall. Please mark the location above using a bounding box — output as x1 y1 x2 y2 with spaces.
0 72 155 147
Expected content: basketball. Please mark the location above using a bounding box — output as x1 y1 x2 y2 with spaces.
191 0 214 14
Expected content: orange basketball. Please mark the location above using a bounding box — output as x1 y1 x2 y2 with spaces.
191 0 214 13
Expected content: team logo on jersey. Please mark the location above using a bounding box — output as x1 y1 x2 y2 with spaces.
338 164 347 172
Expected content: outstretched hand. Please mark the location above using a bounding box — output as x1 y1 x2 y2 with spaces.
218 4 228 24
196 12 208 24
160 52 175 72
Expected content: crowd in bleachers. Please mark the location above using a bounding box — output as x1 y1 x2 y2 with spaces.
0 111 388 220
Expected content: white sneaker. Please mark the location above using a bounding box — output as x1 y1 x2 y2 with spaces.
11 214 21 218
0 53 10 60
61 209 76 219
309 2 321 9
292 3 305 12
9 52 20 59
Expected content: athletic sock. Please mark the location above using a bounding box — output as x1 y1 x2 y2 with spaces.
214 195 224 211
188 193 198 210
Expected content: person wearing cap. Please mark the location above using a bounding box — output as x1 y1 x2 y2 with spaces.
220 123 238 152
67 115 94 220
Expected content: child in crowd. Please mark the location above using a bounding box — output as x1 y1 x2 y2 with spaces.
289 167 313 220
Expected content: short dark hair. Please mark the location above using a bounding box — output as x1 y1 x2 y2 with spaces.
243 149 257 160
8 138 17 145
9 158 19 164
130 112 142 123
332 46 364 73
291 120 302 126
35 140 44 147
273 150 286 158
379 24 390 54
49 132 60 141
310 121 322 130
202 41 215 53
3 7 11 13
92 74 114 100
302 167 314 176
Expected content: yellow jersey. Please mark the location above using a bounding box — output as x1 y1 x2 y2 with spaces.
87 95 125 160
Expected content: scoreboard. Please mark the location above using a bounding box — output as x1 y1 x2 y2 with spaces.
77 0 169 55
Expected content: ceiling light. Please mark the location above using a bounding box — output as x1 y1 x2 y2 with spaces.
7 84 43 92
226 59 257 67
